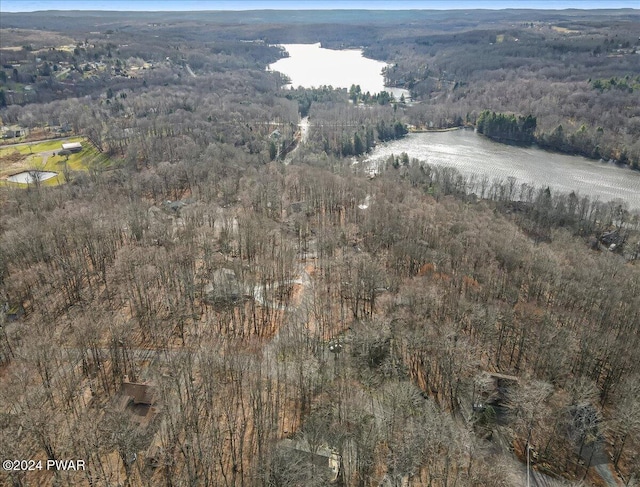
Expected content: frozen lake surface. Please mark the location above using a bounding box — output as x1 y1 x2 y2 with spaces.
268 43 409 98
366 129 640 210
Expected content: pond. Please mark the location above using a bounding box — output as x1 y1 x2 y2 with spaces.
365 129 640 210
268 43 409 99
7 171 58 184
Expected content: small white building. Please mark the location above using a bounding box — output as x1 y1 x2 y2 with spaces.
61 142 82 152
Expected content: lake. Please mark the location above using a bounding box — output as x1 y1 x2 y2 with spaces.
268 43 409 99
268 44 638 209
365 129 640 210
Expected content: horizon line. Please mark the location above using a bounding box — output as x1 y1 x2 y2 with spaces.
3 7 639 12
2 1 639 14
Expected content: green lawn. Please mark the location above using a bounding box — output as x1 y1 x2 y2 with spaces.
1 137 112 186
0 136 84 157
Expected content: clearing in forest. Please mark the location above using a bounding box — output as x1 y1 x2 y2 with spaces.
0 137 111 186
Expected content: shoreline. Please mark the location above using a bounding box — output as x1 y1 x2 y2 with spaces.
408 126 465 133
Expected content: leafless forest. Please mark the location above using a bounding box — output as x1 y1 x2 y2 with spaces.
1 8 639 487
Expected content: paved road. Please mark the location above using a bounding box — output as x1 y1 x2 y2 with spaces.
523 466 576 487
503 450 578 487
579 438 623 487
595 464 623 487
595 464 622 487
284 116 310 166
185 64 196 78
39 150 58 168
0 135 77 150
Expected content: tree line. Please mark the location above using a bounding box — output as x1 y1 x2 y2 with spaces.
476 110 537 145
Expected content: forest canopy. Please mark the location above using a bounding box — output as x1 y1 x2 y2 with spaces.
476 110 537 144
1 7 639 487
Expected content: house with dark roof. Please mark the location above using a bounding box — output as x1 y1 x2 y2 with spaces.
279 438 341 483
117 377 158 426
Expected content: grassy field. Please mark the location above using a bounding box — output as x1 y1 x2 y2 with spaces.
0 137 83 157
0 137 112 186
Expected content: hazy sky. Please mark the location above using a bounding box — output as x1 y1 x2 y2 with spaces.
1 0 638 12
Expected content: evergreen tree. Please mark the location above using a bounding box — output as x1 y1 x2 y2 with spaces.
394 121 408 139
476 110 536 144
354 132 364 155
